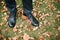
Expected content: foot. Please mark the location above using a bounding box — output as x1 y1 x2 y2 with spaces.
24 13 39 27
8 16 16 28
8 8 17 28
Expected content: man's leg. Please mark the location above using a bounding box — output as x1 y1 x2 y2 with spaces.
22 0 39 26
5 0 17 28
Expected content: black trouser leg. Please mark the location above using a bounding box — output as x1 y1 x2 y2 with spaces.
22 0 39 26
5 0 17 28
22 0 33 11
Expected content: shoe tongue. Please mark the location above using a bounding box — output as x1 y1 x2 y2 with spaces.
24 9 32 14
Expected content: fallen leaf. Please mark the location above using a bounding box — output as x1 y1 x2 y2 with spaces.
22 15 27 20
12 36 18 40
38 35 44 40
23 33 30 40
13 27 18 32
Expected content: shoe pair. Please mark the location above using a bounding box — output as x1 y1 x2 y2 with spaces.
8 9 39 28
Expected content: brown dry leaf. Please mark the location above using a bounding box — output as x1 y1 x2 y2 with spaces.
49 12 53 16
23 33 30 40
4 29 8 32
12 36 18 40
57 10 60 13
4 12 7 15
48 22 51 26
2 13 9 21
46 2 54 11
23 25 31 31
0 34 6 40
43 19 48 26
27 26 31 31
33 0 36 2
29 37 34 40
40 13 47 19
1 1 5 6
45 14 49 16
17 8 23 17
18 29 22 33
0 23 3 26
56 14 60 18
1 6 7 13
56 0 60 4
33 12 37 17
33 27 38 31
51 0 55 2
13 27 18 32
36 1 41 7
38 35 44 40
20 24 23 27
22 15 27 20
56 35 60 40
27 19 31 23
58 26 60 31
16 5 20 8
43 32 52 38
8 37 12 40
51 4 56 11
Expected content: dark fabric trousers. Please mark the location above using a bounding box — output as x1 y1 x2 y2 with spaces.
5 0 33 13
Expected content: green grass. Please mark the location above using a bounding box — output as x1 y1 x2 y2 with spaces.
0 0 60 40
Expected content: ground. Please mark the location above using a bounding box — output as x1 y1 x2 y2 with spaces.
0 0 60 40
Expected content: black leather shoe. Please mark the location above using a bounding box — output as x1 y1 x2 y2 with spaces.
8 16 16 28
8 8 17 28
23 11 39 27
